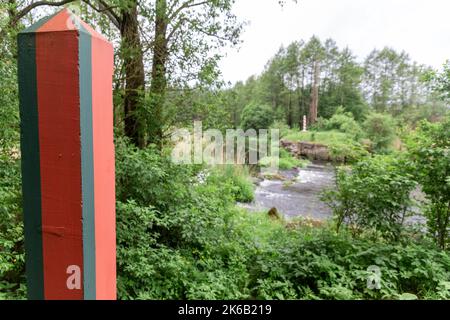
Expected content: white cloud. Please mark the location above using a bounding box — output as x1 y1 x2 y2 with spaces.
219 0 450 83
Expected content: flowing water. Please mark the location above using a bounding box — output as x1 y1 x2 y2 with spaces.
240 162 336 220
240 162 427 226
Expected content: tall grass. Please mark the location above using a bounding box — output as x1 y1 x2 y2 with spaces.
283 130 351 145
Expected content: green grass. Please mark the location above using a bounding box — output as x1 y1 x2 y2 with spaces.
283 130 351 145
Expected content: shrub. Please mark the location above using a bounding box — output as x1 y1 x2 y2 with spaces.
115 139 250 299
328 138 369 164
0 56 26 299
209 165 255 203
321 155 417 241
406 117 450 249
363 113 397 153
0 155 26 300
270 120 290 138
240 103 274 131
2 133 449 301
323 106 364 140
248 222 450 300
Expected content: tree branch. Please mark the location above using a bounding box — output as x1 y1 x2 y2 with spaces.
166 16 186 42
82 0 121 28
95 0 121 27
168 0 209 21
11 0 76 27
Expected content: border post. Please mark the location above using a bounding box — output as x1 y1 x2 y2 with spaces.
18 9 116 300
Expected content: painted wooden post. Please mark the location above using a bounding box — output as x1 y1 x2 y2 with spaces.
17 9 116 300
303 115 307 132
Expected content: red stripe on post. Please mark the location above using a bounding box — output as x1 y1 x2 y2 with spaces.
35 30 84 300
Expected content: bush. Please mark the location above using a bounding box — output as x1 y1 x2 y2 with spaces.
246 219 450 300
328 138 369 164
0 55 26 299
0 155 26 300
115 138 449 300
321 155 417 241
323 107 364 140
240 103 274 131
406 117 450 249
209 165 255 203
2 133 449 301
363 113 397 153
270 121 291 138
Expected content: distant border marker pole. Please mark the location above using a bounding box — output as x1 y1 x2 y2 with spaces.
17 9 116 300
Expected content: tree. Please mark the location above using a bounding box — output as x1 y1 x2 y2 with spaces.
258 47 288 113
250 37 370 127
303 36 324 125
4 0 244 148
319 47 367 120
362 47 433 116
426 60 450 104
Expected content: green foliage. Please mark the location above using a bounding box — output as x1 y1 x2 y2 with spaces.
405 117 450 249
322 155 417 241
114 138 449 300
259 148 308 170
363 113 397 153
399 103 449 125
283 129 369 163
248 222 450 300
284 130 349 145
362 47 435 116
425 60 450 103
0 48 26 300
327 138 369 164
1 5 449 301
240 103 274 131
209 166 255 203
321 107 364 140
270 120 291 138
0 154 25 300
1 133 449 300
115 138 258 299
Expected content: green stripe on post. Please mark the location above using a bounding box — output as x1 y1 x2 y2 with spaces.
17 33 45 300
78 24 96 300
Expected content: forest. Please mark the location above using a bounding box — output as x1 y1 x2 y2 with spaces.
0 0 449 300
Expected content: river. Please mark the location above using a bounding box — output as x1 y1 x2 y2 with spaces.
240 162 336 220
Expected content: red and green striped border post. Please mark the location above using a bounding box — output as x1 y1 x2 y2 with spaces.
17 9 116 300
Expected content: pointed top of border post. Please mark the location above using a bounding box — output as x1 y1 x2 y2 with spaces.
20 8 109 42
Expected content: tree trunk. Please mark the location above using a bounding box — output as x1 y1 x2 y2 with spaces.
299 69 305 128
120 1 146 148
309 59 320 125
287 91 293 128
147 0 168 148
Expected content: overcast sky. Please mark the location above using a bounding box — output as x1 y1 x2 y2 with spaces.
219 0 450 84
